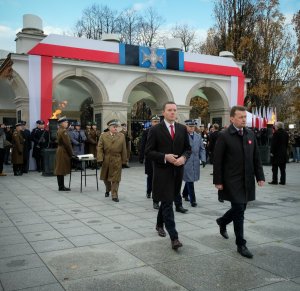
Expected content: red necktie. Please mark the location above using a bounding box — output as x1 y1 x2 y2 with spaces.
170 125 175 139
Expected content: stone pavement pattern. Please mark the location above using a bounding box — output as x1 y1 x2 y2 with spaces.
0 162 299 291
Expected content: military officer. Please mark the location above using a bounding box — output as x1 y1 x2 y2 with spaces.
54 117 73 191
87 122 100 167
97 119 127 202
12 122 25 176
84 122 92 155
20 120 32 173
31 120 50 172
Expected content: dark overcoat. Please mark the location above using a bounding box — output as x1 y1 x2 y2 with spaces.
97 132 127 182
54 128 73 176
139 128 153 175
270 128 289 164
145 122 191 202
12 130 24 165
213 124 265 203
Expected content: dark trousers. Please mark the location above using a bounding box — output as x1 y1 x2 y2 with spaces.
157 201 178 240
219 202 247 246
182 182 196 203
272 163 286 184
0 148 5 173
147 173 152 194
13 164 23 175
22 150 30 172
57 175 65 189
34 154 44 172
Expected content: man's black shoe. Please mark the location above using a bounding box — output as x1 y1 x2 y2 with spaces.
105 192 110 197
268 181 278 185
175 206 188 213
183 196 190 201
237 245 253 258
156 225 166 237
279 182 285 185
122 164 130 168
171 239 183 250
153 202 159 209
112 198 119 202
146 193 151 199
216 218 229 239
59 187 71 191
191 202 197 207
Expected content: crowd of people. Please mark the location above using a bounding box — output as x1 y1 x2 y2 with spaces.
0 104 298 256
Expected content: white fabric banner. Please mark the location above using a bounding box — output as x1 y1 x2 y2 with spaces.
28 55 41 130
230 76 238 107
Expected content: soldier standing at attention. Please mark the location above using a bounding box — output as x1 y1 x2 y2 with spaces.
54 117 73 191
97 119 127 202
12 122 25 176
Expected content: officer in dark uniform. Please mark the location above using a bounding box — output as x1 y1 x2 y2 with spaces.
31 120 50 172
20 121 32 173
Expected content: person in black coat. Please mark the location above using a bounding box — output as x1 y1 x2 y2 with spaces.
213 106 265 258
20 121 32 173
139 115 161 209
145 102 191 250
208 123 220 164
269 122 289 185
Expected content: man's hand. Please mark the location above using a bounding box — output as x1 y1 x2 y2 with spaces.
201 161 206 168
173 156 186 166
257 181 264 187
97 161 103 167
215 184 223 190
165 154 178 164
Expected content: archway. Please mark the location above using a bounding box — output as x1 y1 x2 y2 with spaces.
123 77 172 156
53 71 106 128
0 79 16 125
186 81 230 127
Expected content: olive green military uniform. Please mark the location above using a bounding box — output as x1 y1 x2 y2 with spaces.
12 130 24 175
97 131 127 199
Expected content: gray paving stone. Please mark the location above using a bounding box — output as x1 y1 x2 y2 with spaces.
12 216 46 226
30 238 74 253
102 229 143 242
17 222 54 234
62 266 188 291
36 209 66 217
241 242 300 278
50 220 86 229
0 226 19 236
0 233 27 246
44 214 75 223
153 252 283 291
89 222 129 233
250 280 300 291
0 267 58 290
18 283 65 291
23 229 64 242
0 219 13 228
116 236 216 265
0 243 34 259
39 243 145 281
67 233 110 247
0 253 45 273
57 226 96 237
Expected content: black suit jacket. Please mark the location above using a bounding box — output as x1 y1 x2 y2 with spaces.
270 128 289 164
145 121 191 202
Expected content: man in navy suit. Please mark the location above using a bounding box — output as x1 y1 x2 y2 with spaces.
145 102 191 250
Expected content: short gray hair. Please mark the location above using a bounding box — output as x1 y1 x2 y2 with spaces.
275 122 284 129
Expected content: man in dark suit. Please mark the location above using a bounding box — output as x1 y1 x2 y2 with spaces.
213 106 265 258
145 102 191 250
269 122 289 185
20 121 32 173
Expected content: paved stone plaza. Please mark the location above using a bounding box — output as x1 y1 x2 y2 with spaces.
0 162 299 291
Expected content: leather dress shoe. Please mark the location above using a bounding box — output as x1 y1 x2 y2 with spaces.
268 181 278 185
59 187 71 191
191 202 197 207
183 196 190 201
176 206 188 213
216 218 229 239
237 245 253 258
279 182 285 185
171 239 183 250
156 225 166 237
105 192 110 197
112 198 119 202
153 202 159 210
146 192 151 199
